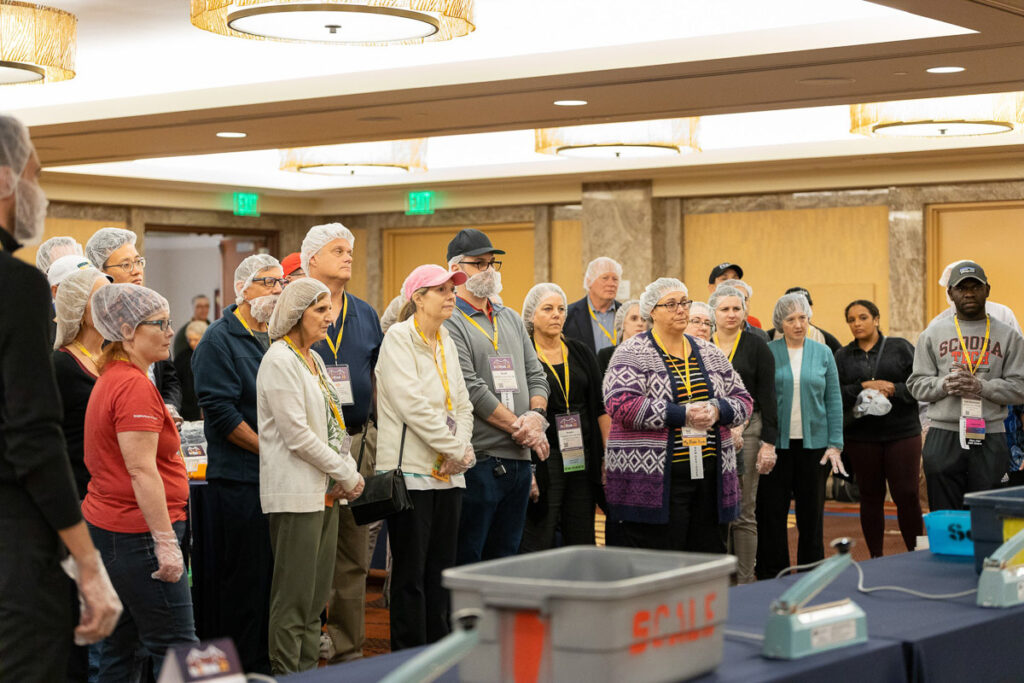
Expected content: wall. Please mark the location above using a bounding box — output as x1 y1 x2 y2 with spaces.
144 233 224 330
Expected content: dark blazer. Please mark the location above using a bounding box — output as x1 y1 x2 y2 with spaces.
564 296 620 355
153 359 182 411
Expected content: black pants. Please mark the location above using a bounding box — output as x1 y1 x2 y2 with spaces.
207 479 274 674
0 513 73 682
388 488 462 651
755 441 827 580
520 451 596 552
923 427 1009 511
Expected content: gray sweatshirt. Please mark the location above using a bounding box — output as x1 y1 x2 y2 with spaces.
444 298 549 460
908 315 1024 433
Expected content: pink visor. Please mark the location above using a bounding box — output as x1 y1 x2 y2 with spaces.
403 264 468 301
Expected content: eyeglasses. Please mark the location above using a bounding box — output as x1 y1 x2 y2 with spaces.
138 318 173 332
688 319 713 328
252 276 287 287
459 260 502 272
653 299 692 312
103 257 146 273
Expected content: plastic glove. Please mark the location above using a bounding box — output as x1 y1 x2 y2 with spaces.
150 530 185 583
331 474 365 501
61 550 123 645
532 437 550 462
461 443 477 470
730 425 744 453
685 402 719 431
946 371 982 397
530 473 540 502
756 442 777 474
820 447 848 477
511 411 549 444
166 405 183 429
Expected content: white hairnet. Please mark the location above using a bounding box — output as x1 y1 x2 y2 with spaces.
234 253 281 305
0 114 32 199
717 278 752 300
268 277 330 340
638 278 688 321
53 268 108 350
521 283 567 335
91 284 169 342
613 299 641 342
583 257 623 290
772 292 813 333
709 285 748 313
380 294 405 335
688 301 713 320
36 236 83 274
300 222 356 274
85 228 137 269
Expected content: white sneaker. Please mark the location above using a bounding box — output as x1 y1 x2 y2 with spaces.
319 632 335 661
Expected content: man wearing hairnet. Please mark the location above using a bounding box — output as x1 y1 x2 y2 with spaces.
189 254 280 672
301 223 384 663
564 257 623 354
0 113 122 680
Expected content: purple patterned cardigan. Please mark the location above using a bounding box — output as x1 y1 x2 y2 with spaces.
602 331 753 525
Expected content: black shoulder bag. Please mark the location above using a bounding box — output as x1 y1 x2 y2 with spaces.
349 424 414 526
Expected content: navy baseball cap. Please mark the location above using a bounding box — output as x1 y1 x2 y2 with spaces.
708 262 743 284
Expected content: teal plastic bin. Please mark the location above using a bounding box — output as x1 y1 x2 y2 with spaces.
923 510 973 557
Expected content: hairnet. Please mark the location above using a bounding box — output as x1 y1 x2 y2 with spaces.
300 222 355 274
53 268 108 350
709 285 748 313
688 301 713 321
0 114 32 199
85 227 137 269
234 253 281 305
380 294 405 335
36 236 83 274
638 278 688 321
717 278 752 300
583 257 623 290
521 283 567 335
613 299 641 342
268 277 330 340
90 284 169 342
772 292 813 333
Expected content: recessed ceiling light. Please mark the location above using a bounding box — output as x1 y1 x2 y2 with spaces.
216 131 247 138
554 99 588 107
926 66 965 74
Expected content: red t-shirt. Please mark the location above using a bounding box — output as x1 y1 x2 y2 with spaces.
747 315 763 329
82 360 188 533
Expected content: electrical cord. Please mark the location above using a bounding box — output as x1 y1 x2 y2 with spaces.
724 628 765 641
771 557 976 600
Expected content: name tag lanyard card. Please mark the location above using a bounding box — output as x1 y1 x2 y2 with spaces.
535 341 585 472
461 309 519 412
415 318 458 481
954 316 990 449
324 294 355 405
653 331 706 480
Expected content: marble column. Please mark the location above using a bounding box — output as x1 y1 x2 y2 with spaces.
886 187 926 342
364 225 383 311
533 205 551 284
581 181 656 297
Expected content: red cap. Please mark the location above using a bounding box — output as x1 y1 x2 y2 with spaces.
280 252 302 277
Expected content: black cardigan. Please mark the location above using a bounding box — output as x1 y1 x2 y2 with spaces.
721 331 779 445
834 333 922 442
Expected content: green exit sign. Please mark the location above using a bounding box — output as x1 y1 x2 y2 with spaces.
233 192 260 217
406 191 435 215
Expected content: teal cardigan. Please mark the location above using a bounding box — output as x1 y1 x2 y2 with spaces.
768 338 844 450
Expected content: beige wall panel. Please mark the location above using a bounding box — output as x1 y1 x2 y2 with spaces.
16 217 127 268
684 206 890 344
550 219 584 302
348 227 368 302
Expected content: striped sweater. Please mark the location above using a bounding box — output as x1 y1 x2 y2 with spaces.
602 331 753 524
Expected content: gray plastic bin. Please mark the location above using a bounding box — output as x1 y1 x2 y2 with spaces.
442 546 735 683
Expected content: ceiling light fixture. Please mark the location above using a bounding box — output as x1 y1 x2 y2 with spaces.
0 1 76 85
553 99 588 107
926 66 965 74
535 118 700 159
216 131 247 138
280 139 427 176
850 91 1024 137
190 0 474 45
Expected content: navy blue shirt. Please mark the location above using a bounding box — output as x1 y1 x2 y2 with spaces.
311 292 383 434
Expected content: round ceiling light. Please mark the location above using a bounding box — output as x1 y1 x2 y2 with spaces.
280 139 428 175
191 1 474 45
535 119 700 159
850 92 1024 138
0 2 76 85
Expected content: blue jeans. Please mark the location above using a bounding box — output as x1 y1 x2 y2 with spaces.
456 456 532 565
89 521 198 681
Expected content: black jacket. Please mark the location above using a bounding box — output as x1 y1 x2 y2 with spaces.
725 331 779 445
564 296 620 355
154 358 182 411
834 334 921 442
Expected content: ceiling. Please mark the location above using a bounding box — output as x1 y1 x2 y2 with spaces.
15 0 1024 205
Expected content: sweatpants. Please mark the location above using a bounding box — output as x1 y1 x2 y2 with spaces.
923 427 1008 511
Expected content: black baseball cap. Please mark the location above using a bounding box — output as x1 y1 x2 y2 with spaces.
446 228 506 262
948 261 988 288
708 262 743 284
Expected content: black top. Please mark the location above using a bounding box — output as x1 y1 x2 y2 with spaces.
834 333 922 442
718 331 779 445
0 228 82 530
597 344 615 377
154 358 182 411
52 349 97 498
563 296 620 355
173 346 201 421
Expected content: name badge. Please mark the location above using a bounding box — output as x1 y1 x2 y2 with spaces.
489 355 520 393
501 392 516 412
689 446 705 480
446 415 457 436
556 413 585 473
960 397 986 449
432 454 451 482
340 434 353 457
326 364 355 405
681 426 708 448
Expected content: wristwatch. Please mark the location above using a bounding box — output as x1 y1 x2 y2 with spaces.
531 407 548 420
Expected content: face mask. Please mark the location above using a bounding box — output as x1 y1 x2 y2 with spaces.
13 174 47 246
464 268 502 299
249 293 280 323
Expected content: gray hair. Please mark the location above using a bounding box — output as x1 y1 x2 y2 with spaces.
772 292 813 333
613 299 641 343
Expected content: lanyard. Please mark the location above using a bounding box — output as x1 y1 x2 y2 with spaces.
459 308 499 352
588 300 616 347
324 293 349 362
953 315 990 376
72 341 95 360
283 336 347 431
414 318 453 410
713 330 741 364
233 307 255 337
535 341 570 406
652 330 693 397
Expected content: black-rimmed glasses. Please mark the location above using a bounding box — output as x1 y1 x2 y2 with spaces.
653 300 692 312
252 276 287 287
459 259 502 272
138 319 173 332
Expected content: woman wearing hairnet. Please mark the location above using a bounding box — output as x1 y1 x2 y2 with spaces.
36 235 83 275
519 282 610 552
603 278 752 552
756 293 845 580
596 299 646 376
685 301 714 341
81 284 198 679
257 278 364 675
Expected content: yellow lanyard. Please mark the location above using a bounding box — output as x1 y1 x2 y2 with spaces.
713 330 741 364
652 330 693 398
283 336 347 431
588 300 616 347
233 307 255 337
953 315 990 376
72 341 94 360
324 294 349 362
535 341 570 406
414 318 453 410
459 307 499 352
